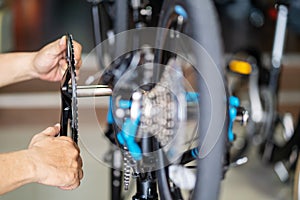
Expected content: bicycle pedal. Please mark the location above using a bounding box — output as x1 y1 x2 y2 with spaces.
228 60 252 75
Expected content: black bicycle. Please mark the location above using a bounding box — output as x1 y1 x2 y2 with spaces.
60 0 234 199
226 1 300 199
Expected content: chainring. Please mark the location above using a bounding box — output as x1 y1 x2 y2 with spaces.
60 33 78 143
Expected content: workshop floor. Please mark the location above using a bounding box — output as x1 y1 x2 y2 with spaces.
0 100 294 200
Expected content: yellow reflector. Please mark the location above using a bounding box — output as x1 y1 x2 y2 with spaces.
229 60 252 75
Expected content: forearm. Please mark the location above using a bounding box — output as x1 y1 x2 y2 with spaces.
0 150 36 195
0 52 38 87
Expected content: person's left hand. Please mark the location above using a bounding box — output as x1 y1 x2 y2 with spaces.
32 35 82 82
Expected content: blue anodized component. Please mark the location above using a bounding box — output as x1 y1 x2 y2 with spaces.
117 115 142 161
116 95 142 162
119 99 132 109
228 96 240 142
185 92 199 103
175 5 188 19
107 97 114 124
191 147 199 158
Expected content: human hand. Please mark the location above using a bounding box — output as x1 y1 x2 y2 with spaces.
32 36 82 82
27 124 83 190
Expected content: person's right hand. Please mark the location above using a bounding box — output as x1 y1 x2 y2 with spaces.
27 124 83 190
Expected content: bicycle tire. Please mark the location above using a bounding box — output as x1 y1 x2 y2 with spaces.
156 0 227 199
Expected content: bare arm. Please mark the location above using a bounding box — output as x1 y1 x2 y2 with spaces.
0 124 83 195
0 149 35 194
0 52 36 87
0 36 82 87
0 36 83 194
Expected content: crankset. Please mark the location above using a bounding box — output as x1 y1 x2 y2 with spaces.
59 33 113 143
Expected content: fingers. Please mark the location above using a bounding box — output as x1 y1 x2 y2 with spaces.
45 36 67 57
60 144 83 190
30 123 73 146
58 155 83 190
78 156 83 177
28 124 61 147
58 35 67 52
73 41 82 69
79 168 84 181
58 170 83 190
41 123 61 137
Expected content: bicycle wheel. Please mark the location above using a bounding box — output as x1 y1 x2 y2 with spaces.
155 0 227 199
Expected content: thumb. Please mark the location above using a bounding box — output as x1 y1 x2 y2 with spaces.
51 35 66 55
58 35 67 51
44 36 66 56
42 123 61 137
